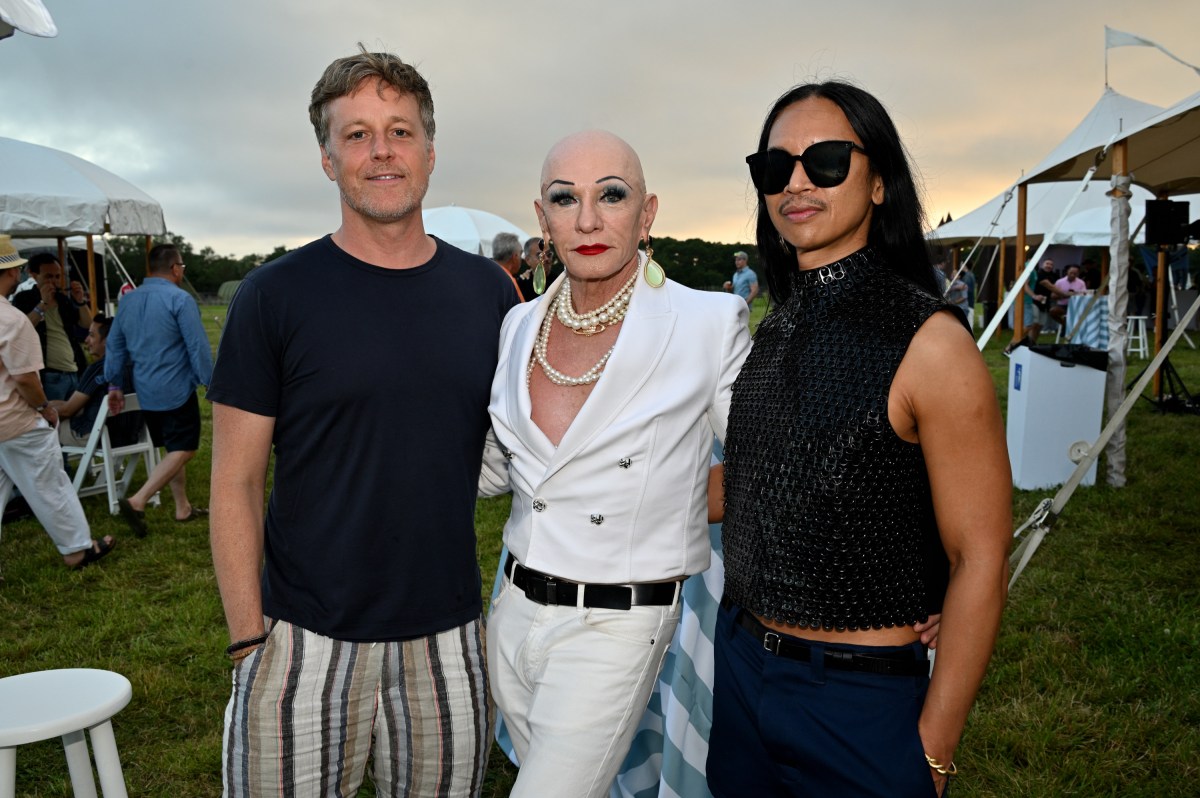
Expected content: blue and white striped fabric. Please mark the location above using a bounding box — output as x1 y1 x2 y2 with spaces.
1066 294 1108 349
609 516 722 798
488 442 725 798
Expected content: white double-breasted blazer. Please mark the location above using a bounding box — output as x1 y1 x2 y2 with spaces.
480 270 751 584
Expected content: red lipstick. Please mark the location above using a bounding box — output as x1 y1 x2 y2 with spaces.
575 244 611 256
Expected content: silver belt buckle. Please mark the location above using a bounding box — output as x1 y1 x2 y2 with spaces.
763 631 781 655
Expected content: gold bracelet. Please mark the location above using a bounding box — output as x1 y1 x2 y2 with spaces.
925 754 958 776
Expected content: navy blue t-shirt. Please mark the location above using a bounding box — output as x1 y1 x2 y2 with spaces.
208 235 518 641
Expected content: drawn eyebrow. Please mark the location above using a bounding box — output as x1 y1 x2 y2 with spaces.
597 176 631 187
546 179 576 188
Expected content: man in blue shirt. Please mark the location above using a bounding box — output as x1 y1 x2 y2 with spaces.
105 244 213 534
725 250 759 307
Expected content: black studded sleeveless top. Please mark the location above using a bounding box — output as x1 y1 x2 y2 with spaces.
722 248 953 631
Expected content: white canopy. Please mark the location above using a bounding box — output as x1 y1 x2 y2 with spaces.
0 0 56 40
1024 88 1165 184
929 89 1168 247
1025 88 1200 195
422 206 531 258
0 136 166 237
929 182 1157 246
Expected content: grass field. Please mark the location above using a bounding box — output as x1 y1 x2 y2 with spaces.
0 302 1196 796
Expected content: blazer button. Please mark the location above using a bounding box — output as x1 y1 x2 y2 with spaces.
590 513 604 525
502 448 514 460
532 498 546 512
618 457 632 469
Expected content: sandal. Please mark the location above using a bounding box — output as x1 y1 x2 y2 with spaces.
175 507 209 523
118 498 148 538
70 537 116 570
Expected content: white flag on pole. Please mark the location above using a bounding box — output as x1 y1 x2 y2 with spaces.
1104 26 1200 77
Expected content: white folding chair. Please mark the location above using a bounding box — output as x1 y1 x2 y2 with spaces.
61 393 161 514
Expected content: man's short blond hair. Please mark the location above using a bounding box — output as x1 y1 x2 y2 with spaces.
309 44 435 149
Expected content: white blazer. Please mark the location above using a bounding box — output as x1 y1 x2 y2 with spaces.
480 270 751 584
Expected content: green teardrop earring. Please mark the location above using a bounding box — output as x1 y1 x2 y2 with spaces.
643 235 665 288
534 239 549 295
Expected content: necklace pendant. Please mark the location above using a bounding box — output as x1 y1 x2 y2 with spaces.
571 323 605 336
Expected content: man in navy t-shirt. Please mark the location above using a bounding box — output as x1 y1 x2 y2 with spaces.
208 46 517 797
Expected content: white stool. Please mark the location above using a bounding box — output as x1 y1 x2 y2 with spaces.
1127 316 1149 359
0 669 132 798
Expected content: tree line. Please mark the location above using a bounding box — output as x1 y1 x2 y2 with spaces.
90 233 759 298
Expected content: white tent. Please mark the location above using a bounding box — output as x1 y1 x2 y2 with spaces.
421 206 531 258
929 182 1156 246
1024 88 1166 184
0 136 166 237
0 0 55 41
1004 82 1200 583
1024 88 1200 192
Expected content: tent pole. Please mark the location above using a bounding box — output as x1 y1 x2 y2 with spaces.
56 237 65 268
998 239 1007 325
86 235 97 315
1154 247 1167 397
1013 184 1028 341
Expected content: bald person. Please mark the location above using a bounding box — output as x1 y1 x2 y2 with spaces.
478 130 751 797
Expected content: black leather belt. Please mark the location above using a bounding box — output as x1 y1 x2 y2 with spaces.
505 553 680 611
725 600 928 677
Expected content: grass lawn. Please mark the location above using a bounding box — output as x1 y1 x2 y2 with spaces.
0 302 1197 796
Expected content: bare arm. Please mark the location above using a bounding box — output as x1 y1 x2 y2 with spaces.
210 402 275 648
49 390 90 419
892 311 1011 793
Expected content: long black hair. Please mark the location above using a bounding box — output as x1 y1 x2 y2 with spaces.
752 81 939 303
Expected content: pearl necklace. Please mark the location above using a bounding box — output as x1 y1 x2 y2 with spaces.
529 286 630 387
556 268 638 336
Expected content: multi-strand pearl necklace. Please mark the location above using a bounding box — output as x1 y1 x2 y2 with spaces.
555 268 638 335
529 272 638 387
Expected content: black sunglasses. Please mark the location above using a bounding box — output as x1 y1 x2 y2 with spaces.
746 140 868 194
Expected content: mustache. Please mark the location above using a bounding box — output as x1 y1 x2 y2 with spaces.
779 197 827 214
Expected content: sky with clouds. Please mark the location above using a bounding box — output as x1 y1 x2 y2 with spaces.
2 0 1199 257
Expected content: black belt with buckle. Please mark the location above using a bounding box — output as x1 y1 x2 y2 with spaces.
726 599 928 677
505 553 680 611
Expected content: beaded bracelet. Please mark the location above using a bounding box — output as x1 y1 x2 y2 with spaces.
225 633 269 657
925 754 958 776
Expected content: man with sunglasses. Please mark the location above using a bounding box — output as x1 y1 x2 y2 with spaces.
708 82 1011 797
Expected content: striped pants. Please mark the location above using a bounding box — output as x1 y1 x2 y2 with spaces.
222 617 492 798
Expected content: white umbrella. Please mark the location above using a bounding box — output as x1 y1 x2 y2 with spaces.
0 136 166 236
421 206 531 258
0 0 56 41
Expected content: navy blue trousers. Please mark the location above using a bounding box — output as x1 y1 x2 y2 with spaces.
707 602 938 798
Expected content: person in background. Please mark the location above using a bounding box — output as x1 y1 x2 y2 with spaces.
710 81 1010 798
1005 258 1059 355
50 314 140 448
0 236 114 574
493 231 532 301
12 253 93 400
723 250 759 307
1050 264 1088 324
106 243 212 533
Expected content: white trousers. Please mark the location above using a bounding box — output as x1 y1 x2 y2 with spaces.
488 574 681 798
0 424 91 554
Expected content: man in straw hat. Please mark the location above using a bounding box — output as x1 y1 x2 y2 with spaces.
0 235 114 575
